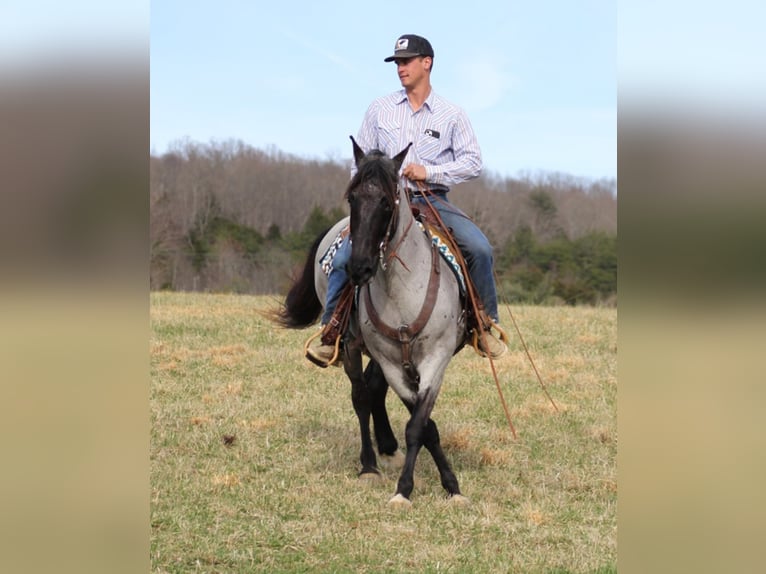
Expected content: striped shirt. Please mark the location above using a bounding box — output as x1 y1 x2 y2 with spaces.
353 89 482 192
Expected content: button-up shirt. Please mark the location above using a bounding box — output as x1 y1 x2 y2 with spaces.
353 89 482 192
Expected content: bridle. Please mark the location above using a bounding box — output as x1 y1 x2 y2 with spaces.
377 189 400 271
379 185 418 272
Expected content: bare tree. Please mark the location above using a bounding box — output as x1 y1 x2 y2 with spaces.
149 139 616 293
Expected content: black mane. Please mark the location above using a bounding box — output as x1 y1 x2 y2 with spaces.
345 149 398 202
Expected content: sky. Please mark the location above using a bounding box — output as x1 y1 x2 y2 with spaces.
3 1 765 183
149 0 617 181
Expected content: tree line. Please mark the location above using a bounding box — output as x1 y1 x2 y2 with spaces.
151 139 616 305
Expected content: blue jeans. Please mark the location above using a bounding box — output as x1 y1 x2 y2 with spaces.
321 237 352 325
321 192 499 325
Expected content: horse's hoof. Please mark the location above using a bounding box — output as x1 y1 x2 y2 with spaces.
388 493 412 508
448 494 470 506
379 451 405 470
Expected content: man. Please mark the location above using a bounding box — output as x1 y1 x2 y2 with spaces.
307 33 506 365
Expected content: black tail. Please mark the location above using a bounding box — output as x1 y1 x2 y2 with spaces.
276 228 328 329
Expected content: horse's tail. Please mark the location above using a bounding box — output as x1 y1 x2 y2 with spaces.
276 228 327 329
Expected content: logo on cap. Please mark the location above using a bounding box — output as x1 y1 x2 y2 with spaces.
396 38 409 50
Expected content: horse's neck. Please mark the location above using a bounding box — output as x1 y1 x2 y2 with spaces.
378 188 431 292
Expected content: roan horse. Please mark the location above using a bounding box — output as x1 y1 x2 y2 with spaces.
278 137 468 506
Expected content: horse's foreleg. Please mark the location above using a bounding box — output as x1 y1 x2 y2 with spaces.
344 349 379 476
392 388 437 502
422 418 461 497
365 361 398 457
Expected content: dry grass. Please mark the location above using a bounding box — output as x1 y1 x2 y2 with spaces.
151 292 616 573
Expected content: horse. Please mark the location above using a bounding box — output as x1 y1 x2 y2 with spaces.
278 137 468 506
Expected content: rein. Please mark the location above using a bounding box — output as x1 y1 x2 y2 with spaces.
380 192 415 272
414 182 518 439
414 182 559 437
377 194 399 271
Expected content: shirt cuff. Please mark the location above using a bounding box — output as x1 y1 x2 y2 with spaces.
424 165 442 185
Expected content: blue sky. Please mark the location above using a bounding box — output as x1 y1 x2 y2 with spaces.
5 1 765 183
150 1 617 180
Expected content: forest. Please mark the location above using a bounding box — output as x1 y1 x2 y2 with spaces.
150 139 617 305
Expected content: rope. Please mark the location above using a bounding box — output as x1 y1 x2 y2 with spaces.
415 182 518 439
497 279 559 413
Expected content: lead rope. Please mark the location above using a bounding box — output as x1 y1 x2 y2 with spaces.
496 270 559 413
415 182 518 439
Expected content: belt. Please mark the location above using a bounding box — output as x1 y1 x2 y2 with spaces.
409 188 448 197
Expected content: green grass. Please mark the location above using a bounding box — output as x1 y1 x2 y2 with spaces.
151 292 616 573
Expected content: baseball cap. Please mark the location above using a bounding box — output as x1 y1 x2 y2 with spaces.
383 34 434 62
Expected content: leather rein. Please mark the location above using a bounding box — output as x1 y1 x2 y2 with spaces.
362 186 441 385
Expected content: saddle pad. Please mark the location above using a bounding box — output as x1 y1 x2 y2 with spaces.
415 221 467 295
320 223 466 296
319 226 350 276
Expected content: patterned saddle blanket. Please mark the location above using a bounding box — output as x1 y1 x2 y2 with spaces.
319 220 467 296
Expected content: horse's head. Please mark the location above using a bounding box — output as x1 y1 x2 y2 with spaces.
346 136 412 286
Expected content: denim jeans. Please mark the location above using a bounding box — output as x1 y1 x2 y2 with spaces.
321 192 499 325
321 238 352 325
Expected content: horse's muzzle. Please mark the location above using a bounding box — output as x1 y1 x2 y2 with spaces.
349 260 377 287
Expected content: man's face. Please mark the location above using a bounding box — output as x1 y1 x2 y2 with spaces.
394 56 430 89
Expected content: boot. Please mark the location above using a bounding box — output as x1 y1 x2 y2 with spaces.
305 283 354 368
472 316 509 360
477 328 507 359
305 330 340 367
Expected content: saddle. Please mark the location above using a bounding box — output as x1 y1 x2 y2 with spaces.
410 206 508 356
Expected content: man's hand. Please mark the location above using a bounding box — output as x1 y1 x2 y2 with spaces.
402 164 427 182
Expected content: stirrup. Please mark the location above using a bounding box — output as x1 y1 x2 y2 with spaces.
471 321 510 358
304 329 342 368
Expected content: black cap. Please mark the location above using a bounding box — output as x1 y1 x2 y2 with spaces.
383 34 434 62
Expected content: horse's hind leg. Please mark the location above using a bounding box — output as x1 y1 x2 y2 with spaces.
344 349 379 477
365 361 399 459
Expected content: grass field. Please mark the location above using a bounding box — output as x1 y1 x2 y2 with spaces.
150 292 616 573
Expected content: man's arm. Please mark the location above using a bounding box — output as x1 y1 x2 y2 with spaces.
423 111 482 186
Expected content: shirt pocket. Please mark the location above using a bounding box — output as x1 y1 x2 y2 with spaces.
376 119 400 154
416 129 445 163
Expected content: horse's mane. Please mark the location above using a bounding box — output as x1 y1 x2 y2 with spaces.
345 150 398 201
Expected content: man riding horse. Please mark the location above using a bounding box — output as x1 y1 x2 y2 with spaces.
307 33 507 366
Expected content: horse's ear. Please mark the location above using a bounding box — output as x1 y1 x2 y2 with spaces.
350 136 365 166
392 142 413 173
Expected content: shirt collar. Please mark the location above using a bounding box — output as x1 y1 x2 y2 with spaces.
394 89 436 112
